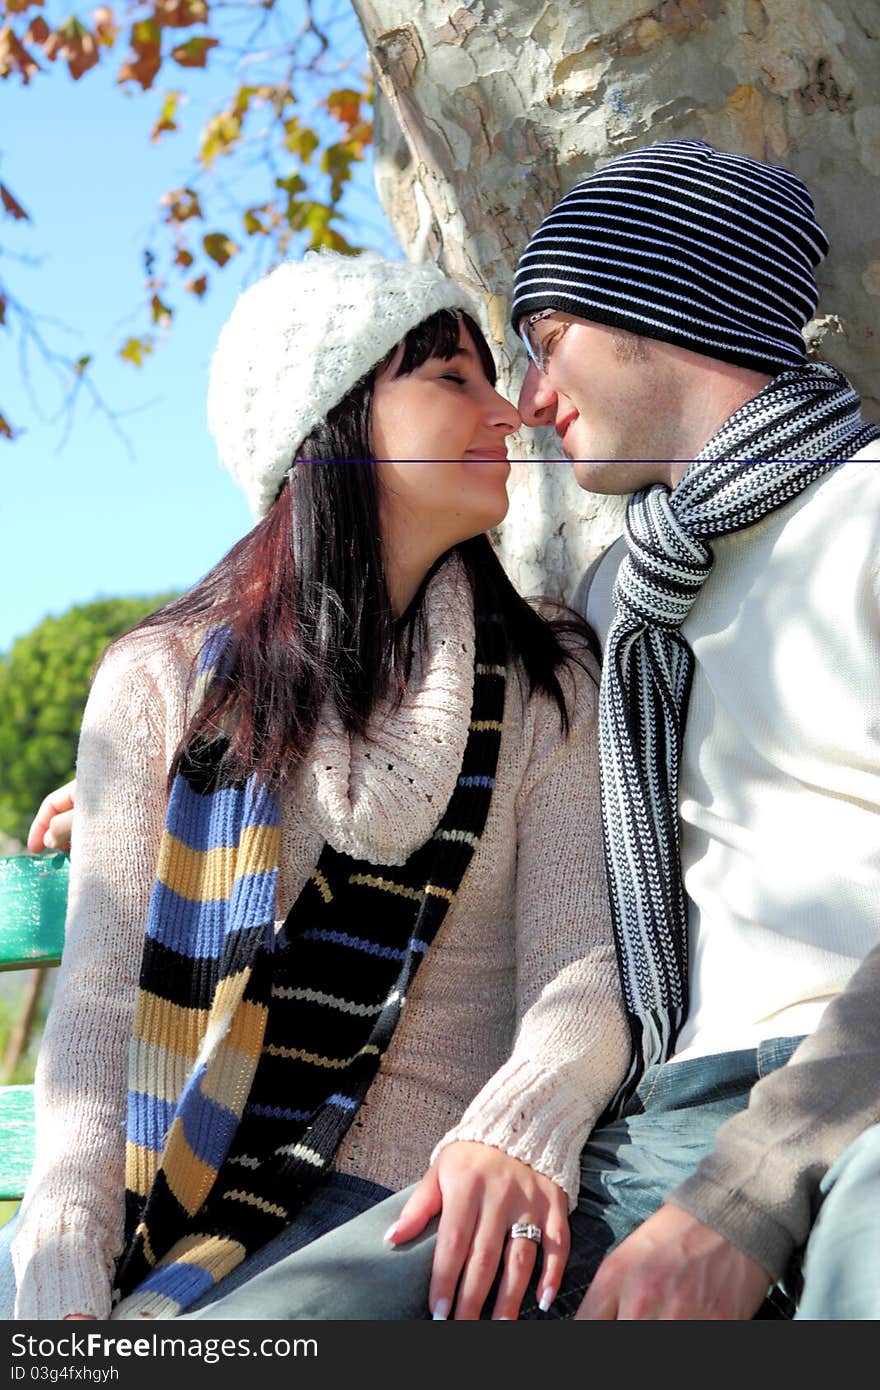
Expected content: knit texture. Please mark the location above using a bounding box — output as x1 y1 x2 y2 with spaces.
207 250 479 517
598 366 879 1114
510 139 828 374
12 559 628 1319
110 614 506 1319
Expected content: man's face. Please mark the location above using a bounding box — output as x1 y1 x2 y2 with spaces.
516 313 685 493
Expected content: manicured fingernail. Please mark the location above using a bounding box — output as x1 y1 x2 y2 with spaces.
44 832 56 849
383 1222 399 1244
432 1299 451 1320
539 1286 557 1312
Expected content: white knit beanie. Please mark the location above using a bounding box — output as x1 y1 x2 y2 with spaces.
207 249 480 518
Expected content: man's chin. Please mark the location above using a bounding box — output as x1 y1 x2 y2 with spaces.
570 460 627 494
569 460 672 495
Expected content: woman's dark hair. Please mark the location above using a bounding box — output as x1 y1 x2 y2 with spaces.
124 308 593 789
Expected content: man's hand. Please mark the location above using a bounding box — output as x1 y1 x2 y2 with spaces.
575 1203 772 1320
27 780 76 853
384 1140 571 1320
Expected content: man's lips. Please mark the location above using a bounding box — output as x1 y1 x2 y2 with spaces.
556 414 578 443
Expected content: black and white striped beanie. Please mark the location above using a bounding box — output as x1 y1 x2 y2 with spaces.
510 140 829 375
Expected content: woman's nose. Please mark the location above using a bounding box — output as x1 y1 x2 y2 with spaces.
487 385 522 434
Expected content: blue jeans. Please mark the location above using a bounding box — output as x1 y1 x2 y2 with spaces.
181 1038 804 1320
0 1171 390 1320
794 1122 880 1320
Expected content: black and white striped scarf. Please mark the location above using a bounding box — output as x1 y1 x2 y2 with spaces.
599 362 879 1114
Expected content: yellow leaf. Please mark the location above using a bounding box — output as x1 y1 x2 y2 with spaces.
282 117 319 163
150 88 180 142
0 412 14 440
199 109 240 166
243 205 271 236
119 336 154 367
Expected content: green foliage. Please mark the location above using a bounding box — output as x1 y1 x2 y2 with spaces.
0 595 176 843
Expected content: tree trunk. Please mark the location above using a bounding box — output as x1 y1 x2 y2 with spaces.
353 0 880 600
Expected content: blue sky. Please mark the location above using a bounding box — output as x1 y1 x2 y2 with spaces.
0 7 400 653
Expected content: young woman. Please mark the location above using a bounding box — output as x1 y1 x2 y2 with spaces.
9 251 627 1322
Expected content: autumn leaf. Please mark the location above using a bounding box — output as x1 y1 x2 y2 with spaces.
151 89 180 142
118 16 160 88
4 0 43 15
73 354 92 374
0 25 41 82
185 273 207 297
0 182 30 221
0 296 5 325
326 88 362 131
91 6 117 47
231 83 256 118
199 109 240 166
150 293 173 327
119 335 153 366
321 139 363 201
202 230 238 266
173 244 193 268
154 0 208 29
243 204 271 235
171 35 217 68
55 18 99 80
0 413 15 441
283 117 319 164
160 186 202 223
24 14 49 43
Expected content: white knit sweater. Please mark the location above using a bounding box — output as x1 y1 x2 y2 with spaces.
12 558 629 1320
576 451 880 1277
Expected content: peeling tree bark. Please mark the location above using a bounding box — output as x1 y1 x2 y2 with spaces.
352 0 880 600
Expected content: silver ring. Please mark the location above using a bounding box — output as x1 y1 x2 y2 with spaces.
509 1221 542 1245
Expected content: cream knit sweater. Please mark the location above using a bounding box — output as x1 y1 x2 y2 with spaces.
12 558 629 1320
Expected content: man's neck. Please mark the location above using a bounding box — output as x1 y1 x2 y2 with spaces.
670 356 773 464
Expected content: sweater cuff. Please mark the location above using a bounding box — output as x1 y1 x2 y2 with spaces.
666 1163 796 1282
429 1059 598 1208
13 1229 114 1321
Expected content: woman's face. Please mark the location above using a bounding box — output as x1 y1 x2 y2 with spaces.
372 322 521 555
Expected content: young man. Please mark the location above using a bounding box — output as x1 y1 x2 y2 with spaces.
508 138 880 1320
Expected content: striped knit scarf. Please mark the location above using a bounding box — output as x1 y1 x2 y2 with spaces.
111 611 506 1318
599 362 879 1114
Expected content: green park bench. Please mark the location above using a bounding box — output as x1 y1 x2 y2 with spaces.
0 852 68 1202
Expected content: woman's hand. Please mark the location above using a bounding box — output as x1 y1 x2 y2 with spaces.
384 1140 570 1320
27 780 76 853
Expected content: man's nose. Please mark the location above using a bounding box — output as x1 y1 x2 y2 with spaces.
517 363 557 426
